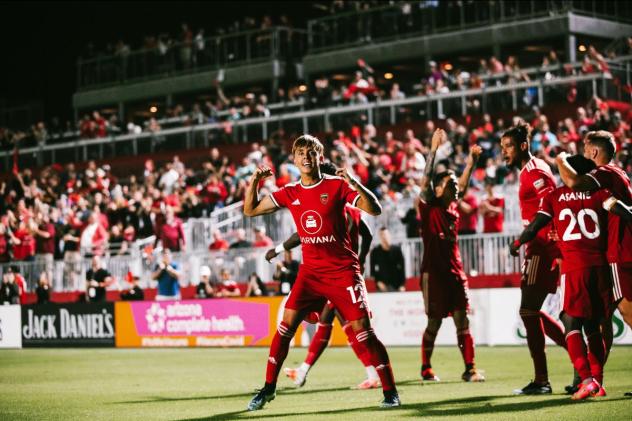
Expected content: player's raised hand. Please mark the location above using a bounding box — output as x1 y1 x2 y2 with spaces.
430 128 446 152
509 240 520 257
265 248 277 262
555 151 570 168
252 165 273 181
467 145 483 165
336 167 357 185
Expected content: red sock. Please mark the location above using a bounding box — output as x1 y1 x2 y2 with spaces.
344 323 371 367
521 309 548 383
422 329 438 368
540 311 567 349
356 328 396 392
586 332 605 384
457 328 475 367
305 323 333 366
565 330 591 381
265 321 295 385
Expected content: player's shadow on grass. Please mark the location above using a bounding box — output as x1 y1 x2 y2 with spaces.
113 385 358 405
186 395 630 421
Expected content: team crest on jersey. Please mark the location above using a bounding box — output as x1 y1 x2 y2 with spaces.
300 210 323 235
320 193 329 204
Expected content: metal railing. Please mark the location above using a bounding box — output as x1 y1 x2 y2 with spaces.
0 231 523 294
4 70 626 171
307 1 630 53
77 26 307 90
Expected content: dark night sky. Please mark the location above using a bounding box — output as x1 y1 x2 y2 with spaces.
0 1 328 124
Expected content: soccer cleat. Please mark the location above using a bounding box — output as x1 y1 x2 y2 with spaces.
564 373 582 395
421 367 440 382
354 378 381 390
624 391 632 397
513 381 552 395
247 387 276 411
461 368 485 382
571 380 600 401
380 391 401 408
283 367 307 387
594 386 607 397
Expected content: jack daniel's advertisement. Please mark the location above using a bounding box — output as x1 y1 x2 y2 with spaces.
22 303 115 347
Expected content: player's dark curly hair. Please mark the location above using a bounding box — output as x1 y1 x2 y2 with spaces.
432 170 455 190
566 154 597 175
502 121 532 146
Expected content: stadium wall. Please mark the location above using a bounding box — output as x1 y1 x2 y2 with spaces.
2 290 631 349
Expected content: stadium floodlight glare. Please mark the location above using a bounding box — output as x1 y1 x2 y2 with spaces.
578 44 587 52
298 84 308 92
444 63 453 70
384 72 394 80
150 106 158 113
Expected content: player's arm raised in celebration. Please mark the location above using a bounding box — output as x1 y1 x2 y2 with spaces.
556 152 599 191
336 168 382 216
604 196 632 222
420 128 444 201
243 165 278 217
509 212 552 256
458 144 482 199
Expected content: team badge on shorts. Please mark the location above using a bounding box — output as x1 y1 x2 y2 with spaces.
320 193 329 204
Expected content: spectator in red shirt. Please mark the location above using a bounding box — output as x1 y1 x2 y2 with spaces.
12 265 27 302
216 268 241 297
480 179 505 233
10 219 35 261
34 211 56 282
209 229 229 251
0 223 9 263
160 206 186 252
252 226 273 248
458 190 479 235
80 211 109 257
93 111 107 138
203 173 228 213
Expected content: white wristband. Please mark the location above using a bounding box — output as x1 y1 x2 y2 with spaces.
603 196 618 211
274 243 285 255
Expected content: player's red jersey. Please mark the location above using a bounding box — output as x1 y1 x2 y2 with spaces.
345 205 362 253
539 186 611 273
270 174 361 275
418 198 466 280
519 157 558 256
587 164 632 264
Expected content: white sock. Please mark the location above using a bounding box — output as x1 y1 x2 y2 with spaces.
299 362 311 373
365 365 379 380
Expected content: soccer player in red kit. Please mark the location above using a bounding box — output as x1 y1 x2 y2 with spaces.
510 154 632 400
557 131 632 331
266 163 380 390
418 128 485 383
244 135 399 410
500 122 567 395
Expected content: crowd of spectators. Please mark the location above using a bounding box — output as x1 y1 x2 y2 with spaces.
6 40 627 155
2 50 631 302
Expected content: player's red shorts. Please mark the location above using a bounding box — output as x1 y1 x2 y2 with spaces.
610 262 632 302
560 265 612 319
521 254 559 294
421 271 469 319
285 266 370 322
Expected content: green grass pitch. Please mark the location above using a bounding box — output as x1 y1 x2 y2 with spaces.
1 346 631 420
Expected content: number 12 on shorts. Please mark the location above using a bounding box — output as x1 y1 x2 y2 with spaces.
346 284 364 305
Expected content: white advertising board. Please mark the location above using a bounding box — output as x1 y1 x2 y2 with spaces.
0 305 22 349
368 289 632 346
